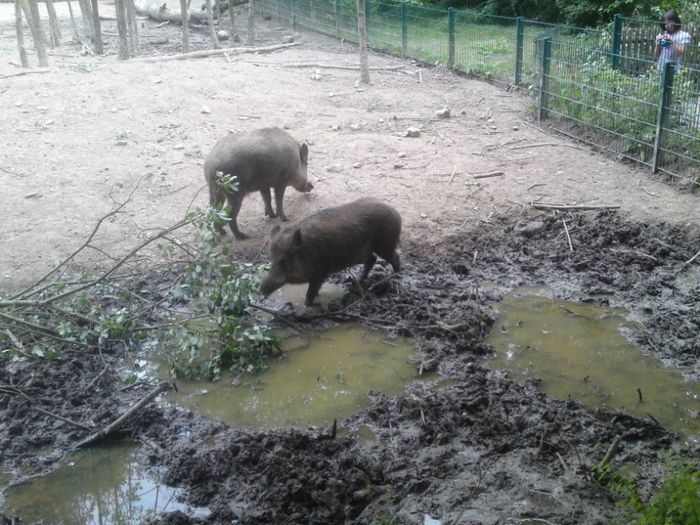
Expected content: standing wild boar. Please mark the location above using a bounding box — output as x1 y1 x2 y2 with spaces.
203 127 313 239
260 198 401 306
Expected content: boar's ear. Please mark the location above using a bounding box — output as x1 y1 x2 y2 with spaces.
299 143 309 164
292 228 303 249
270 224 281 238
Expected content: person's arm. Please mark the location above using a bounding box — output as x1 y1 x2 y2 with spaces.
672 33 691 58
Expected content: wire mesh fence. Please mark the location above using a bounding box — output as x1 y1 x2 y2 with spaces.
253 0 699 185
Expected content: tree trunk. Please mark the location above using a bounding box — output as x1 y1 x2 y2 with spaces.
89 0 103 53
24 0 50 67
65 0 80 41
356 0 369 84
205 0 221 48
45 0 61 47
227 0 236 39
114 0 129 59
15 0 29 67
247 0 254 46
126 0 139 56
179 0 189 51
77 0 93 40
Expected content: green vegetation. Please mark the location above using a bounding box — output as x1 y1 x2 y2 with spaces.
162 203 279 380
602 455 700 525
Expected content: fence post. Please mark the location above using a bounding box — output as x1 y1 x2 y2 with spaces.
515 16 524 85
291 0 296 30
401 1 407 58
652 62 676 172
611 13 622 70
537 37 551 122
447 7 455 68
335 0 340 39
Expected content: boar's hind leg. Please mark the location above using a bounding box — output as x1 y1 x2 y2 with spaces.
362 254 378 279
273 184 288 221
225 192 248 240
260 188 277 218
304 276 325 306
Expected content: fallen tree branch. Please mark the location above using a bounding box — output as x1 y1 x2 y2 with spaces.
132 42 301 63
508 142 584 152
74 381 171 449
531 203 620 212
0 68 53 79
248 62 405 71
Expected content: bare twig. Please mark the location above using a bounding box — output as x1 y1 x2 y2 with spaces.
2 329 33 359
562 219 573 252
684 248 700 266
595 434 621 472
12 179 144 300
473 171 504 180
75 381 171 449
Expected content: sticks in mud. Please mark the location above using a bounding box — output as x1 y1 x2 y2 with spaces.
74 381 171 449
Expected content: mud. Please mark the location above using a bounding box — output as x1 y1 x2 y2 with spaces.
1 211 698 524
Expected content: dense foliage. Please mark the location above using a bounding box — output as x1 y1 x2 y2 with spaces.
410 0 691 27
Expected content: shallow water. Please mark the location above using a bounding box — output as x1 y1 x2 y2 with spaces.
486 289 699 444
168 323 416 429
1 443 206 524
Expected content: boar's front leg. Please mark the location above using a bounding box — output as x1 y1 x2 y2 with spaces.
273 184 289 222
260 188 277 218
304 276 326 306
362 254 377 279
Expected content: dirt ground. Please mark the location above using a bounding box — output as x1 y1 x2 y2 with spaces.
1 3 699 525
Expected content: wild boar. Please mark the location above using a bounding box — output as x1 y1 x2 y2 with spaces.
260 198 401 306
203 127 313 239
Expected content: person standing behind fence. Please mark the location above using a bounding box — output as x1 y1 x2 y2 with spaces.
655 9 691 71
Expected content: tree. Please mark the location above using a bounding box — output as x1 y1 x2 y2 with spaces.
247 0 255 45
115 0 129 59
14 0 29 67
357 0 369 84
23 0 49 66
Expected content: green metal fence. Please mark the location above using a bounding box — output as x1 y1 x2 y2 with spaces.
254 0 700 185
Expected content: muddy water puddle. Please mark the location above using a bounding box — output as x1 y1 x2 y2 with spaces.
168 323 416 429
1 443 206 524
486 288 700 444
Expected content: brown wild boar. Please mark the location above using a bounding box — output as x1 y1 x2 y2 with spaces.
260 198 401 306
203 127 313 239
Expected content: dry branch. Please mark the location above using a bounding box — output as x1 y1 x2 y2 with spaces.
531 203 620 212
562 219 573 252
473 171 504 180
250 62 405 71
0 68 53 79
132 42 300 62
75 381 171 448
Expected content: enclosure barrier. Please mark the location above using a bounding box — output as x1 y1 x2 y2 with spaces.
255 0 700 185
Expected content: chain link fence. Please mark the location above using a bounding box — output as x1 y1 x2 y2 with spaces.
255 0 699 185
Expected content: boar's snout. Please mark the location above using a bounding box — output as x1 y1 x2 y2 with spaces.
260 271 284 297
299 180 313 192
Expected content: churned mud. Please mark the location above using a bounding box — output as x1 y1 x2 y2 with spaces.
2 211 698 525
